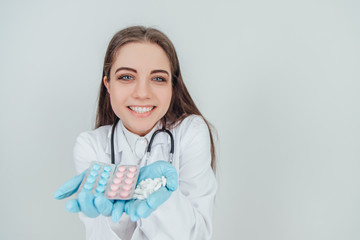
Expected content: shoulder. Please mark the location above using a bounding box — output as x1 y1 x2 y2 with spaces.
75 125 112 148
173 115 210 145
72 125 112 173
175 115 208 132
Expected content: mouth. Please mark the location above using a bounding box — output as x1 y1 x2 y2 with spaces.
128 106 156 114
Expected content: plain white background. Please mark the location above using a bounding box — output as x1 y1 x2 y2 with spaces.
1 0 359 239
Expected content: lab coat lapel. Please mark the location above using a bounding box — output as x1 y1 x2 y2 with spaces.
104 123 134 164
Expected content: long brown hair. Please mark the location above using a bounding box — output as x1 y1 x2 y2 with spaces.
95 26 216 172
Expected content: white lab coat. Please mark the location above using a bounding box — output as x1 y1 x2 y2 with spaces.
73 115 217 240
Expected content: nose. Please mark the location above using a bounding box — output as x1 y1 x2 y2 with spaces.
132 78 151 99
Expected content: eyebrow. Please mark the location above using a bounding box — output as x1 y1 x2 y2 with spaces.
115 67 169 76
115 67 137 74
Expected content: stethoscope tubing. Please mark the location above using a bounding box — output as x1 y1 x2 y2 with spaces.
110 118 174 165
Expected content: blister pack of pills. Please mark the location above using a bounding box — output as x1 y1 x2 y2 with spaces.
77 161 140 200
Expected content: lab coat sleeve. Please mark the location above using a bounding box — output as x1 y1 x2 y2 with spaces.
136 116 217 240
73 131 120 240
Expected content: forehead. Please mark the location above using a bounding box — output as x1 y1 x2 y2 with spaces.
113 42 171 73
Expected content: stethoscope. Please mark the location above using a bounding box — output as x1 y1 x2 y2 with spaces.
110 118 174 165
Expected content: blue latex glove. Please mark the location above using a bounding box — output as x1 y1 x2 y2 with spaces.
125 161 178 222
54 170 125 222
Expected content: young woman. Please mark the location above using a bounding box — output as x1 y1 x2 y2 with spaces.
55 26 217 240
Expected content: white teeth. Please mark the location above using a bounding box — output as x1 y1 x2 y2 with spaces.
130 106 154 114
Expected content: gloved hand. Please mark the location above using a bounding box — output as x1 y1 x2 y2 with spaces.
125 161 178 222
54 170 125 222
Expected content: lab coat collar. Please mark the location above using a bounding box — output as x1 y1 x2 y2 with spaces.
104 120 164 156
121 122 160 155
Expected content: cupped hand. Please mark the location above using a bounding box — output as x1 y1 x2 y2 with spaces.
125 161 178 222
54 170 125 222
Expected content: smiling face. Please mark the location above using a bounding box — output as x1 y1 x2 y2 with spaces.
103 42 172 136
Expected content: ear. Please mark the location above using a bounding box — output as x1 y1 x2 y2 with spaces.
103 76 110 94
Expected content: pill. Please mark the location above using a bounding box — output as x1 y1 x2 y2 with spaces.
125 178 133 184
92 163 101 170
113 177 122 184
103 165 111 172
111 184 120 191
90 170 98 177
118 166 126 172
94 192 103 197
120 191 129 198
116 172 124 178
86 176 96 184
84 183 93 190
108 191 117 197
96 186 106 193
101 172 110 179
126 172 135 178
98 179 107 186
78 162 140 200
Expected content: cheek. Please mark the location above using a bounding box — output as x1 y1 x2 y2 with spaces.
160 86 172 106
109 86 128 105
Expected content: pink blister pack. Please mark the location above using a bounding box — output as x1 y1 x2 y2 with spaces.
77 161 140 200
